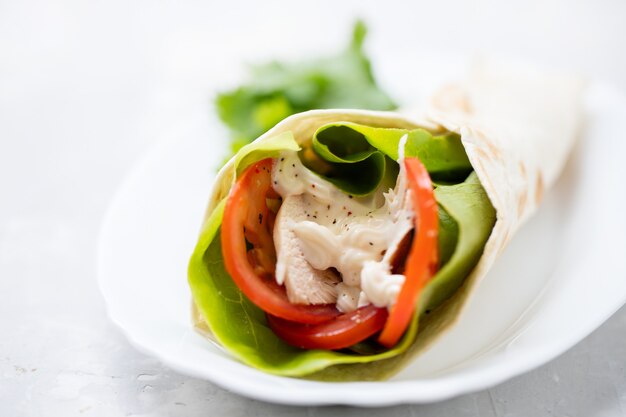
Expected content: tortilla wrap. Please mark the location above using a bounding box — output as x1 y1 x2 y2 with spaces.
190 61 584 380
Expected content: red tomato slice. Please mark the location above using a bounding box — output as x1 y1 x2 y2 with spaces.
267 305 388 350
378 157 439 348
221 159 340 324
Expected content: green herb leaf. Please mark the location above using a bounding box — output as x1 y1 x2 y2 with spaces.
216 21 396 154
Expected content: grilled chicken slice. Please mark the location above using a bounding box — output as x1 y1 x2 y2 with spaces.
273 195 339 304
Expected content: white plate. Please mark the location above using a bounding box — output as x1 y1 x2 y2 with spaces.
98 81 626 406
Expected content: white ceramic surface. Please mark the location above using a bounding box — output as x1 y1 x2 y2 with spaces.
98 81 626 406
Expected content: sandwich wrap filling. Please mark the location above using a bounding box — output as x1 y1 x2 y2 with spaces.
188 61 584 380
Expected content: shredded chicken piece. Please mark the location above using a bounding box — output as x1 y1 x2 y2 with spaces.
273 195 339 304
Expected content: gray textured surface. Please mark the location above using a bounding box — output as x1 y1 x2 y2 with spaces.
1 1 625 416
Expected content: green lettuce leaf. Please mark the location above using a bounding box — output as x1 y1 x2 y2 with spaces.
303 125 387 196
298 122 472 197
234 131 300 175
421 173 497 312
216 21 396 155
311 122 473 189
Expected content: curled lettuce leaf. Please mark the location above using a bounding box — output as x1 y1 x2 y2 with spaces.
311 122 473 192
188 125 495 379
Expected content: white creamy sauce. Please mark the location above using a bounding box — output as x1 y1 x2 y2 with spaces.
271 141 413 312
